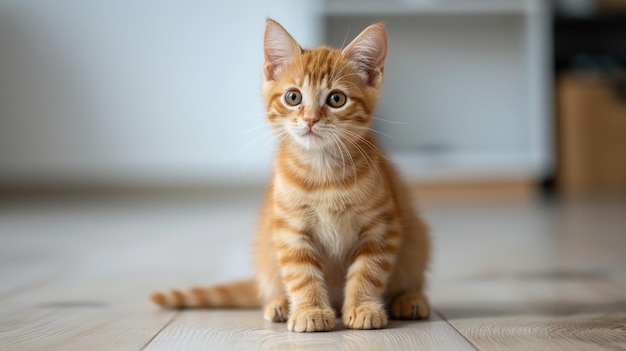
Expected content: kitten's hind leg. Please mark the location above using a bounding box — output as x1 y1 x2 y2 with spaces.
263 295 290 322
389 292 430 320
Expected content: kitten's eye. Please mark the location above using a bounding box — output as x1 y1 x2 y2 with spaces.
327 92 347 108
284 90 302 106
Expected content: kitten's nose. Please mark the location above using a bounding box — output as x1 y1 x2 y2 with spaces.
303 116 320 128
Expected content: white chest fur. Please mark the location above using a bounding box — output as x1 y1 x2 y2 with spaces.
312 207 361 310
311 207 359 259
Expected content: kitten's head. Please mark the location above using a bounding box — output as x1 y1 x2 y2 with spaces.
262 19 387 151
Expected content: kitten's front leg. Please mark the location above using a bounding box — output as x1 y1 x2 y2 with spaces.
343 220 401 329
274 221 335 332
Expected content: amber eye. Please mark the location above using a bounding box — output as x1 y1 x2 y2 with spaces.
284 90 302 106
327 92 347 108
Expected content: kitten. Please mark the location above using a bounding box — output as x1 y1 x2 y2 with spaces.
151 19 431 332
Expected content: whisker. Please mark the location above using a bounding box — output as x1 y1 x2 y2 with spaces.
371 117 407 125
338 134 358 186
330 131 357 184
261 132 290 174
343 132 380 180
331 128 378 180
328 133 347 179
362 127 395 140
240 130 288 175
237 125 279 155
329 30 351 83
341 27 351 51
334 126 389 161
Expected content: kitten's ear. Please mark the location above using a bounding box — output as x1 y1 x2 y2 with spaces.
342 23 387 87
263 19 302 81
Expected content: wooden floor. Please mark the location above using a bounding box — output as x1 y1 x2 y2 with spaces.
1 191 625 350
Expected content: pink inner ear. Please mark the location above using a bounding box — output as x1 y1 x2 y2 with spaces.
342 24 387 85
263 20 301 80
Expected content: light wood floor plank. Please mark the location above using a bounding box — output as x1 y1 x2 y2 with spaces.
447 313 626 351
0 301 176 351
144 309 476 351
0 277 177 351
435 276 626 350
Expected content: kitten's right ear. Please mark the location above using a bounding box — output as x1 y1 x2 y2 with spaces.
264 19 301 81
342 23 387 87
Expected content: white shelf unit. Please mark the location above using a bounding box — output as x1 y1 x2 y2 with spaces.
324 0 552 182
326 0 530 15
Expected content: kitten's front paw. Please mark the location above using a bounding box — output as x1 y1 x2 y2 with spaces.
288 307 336 332
342 303 388 329
263 295 289 323
390 292 430 320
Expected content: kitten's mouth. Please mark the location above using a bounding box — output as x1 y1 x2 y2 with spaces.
303 129 321 138
292 128 327 149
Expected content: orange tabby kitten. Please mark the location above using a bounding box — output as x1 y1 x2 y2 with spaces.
151 19 430 332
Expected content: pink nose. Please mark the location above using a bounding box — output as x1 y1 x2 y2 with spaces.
304 116 319 128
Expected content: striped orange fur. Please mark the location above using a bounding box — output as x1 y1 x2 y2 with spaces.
151 19 431 333
150 280 259 308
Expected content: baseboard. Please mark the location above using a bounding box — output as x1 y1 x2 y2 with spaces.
409 178 538 204
0 178 538 204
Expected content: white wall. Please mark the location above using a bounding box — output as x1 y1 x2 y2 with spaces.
0 1 322 186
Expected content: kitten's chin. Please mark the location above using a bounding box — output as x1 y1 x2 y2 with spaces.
291 132 331 152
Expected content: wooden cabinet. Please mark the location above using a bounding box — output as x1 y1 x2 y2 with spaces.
557 72 626 195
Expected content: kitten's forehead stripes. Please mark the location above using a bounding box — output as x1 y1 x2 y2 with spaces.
299 48 348 88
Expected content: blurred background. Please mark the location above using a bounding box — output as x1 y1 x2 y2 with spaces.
0 0 625 199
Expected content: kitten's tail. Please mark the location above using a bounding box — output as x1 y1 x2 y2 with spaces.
150 279 260 308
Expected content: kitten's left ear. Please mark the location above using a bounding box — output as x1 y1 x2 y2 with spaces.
263 19 302 81
342 23 387 87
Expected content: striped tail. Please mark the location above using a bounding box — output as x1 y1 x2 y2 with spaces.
150 279 261 308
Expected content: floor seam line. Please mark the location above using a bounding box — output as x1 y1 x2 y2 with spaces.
435 309 480 351
138 310 180 351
